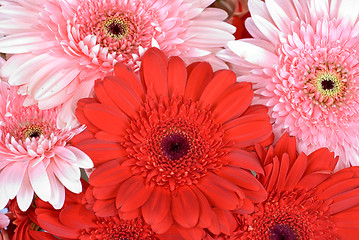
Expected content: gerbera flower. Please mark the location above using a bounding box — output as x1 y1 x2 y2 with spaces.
218 0 359 169
6 200 56 240
73 47 273 239
36 187 162 240
226 133 359 239
0 0 235 127
0 81 93 211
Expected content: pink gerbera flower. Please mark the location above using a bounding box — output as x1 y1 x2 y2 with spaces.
0 81 93 211
0 0 235 127
218 0 359 169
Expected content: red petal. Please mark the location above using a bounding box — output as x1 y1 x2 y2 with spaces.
189 185 216 228
332 210 359 228
89 160 132 187
59 204 97 229
116 176 153 212
319 178 359 200
29 231 58 240
114 62 144 97
306 148 337 174
315 168 355 192
196 173 242 210
273 132 297 164
167 56 187 97
223 105 272 148
175 225 205 240
142 186 171 225
235 198 254 214
275 153 290 191
37 209 81 238
184 62 213 101
141 47 168 97
284 153 307 190
329 188 359 214
217 166 261 191
92 184 118 200
199 69 236 108
103 75 142 118
221 149 264 174
336 227 359 239
95 131 123 142
297 172 332 190
83 103 129 136
212 209 237 235
212 82 253 123
94 80 118 109
151 211 173 234
265 156 280 192
171 185 200 228
224 119 272 148
117 209 139 220
75 139 125 166
92 199 117 217
75 98 100 132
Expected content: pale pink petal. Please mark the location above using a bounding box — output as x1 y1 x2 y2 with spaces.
5 161 28 199
28 159 52 201
17 172 34 211
227 40 278 68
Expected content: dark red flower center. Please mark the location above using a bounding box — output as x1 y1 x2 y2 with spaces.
21 124 44 139
126 97 226 190
269 224 297 240
106 20 128 38
161 133 190 160
234 189 337 239
321 79 334 90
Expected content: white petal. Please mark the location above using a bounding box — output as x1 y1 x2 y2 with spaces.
266 0 293 31
53 156 81 180
337 0 359 25
5 161 28 199
46 168 65 209
251 14 280 45
53 146 76 163
0 53 34 80
28 159 51 201
0 33 55 53
17 172 34 211
66 146 93 168
51 161 82 193
227 40 278 68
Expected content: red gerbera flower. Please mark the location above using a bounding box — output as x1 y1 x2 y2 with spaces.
227 133 359 239
73 47 273 239
6 200 57 240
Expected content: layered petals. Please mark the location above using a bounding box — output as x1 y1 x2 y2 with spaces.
0 0 235 126
0 81 93 211
218 0 359 170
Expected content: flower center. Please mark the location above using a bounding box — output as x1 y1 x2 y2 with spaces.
103 17 129 40
21 124 44 139
269 224 297 240
320 79 334 90
305 69 346 106
161 133 190 160
125 97 226 191
234 189 337 239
